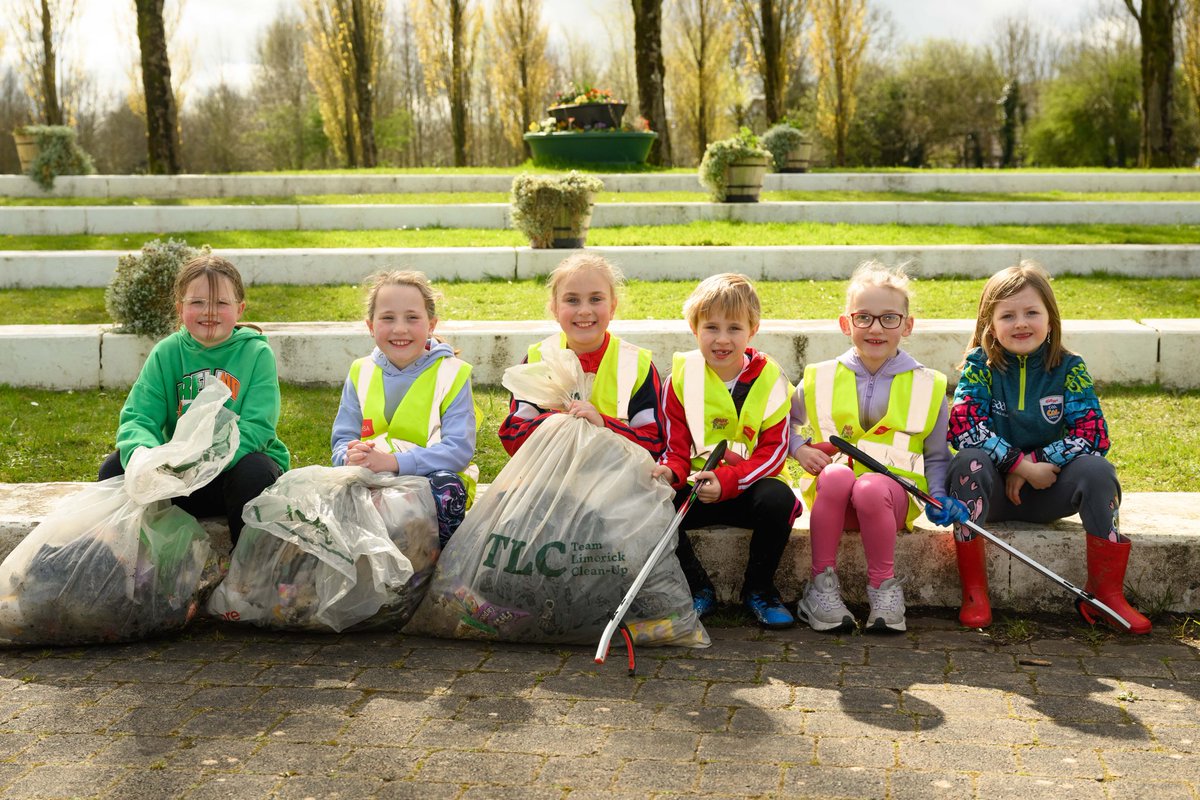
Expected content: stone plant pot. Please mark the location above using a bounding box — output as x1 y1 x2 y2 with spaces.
550 194 596 248
780 140 814 173
12 131 38 173
723 156 770 202
548 102 627 130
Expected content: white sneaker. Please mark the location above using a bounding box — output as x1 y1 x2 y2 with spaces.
797 567 855 632
866 577 907 633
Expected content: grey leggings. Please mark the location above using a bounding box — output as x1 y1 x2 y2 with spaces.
946 448 1123 543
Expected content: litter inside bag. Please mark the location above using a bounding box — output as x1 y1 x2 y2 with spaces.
0 382 236 646
501 343 595 411
206 466 439 633
407 414 709 648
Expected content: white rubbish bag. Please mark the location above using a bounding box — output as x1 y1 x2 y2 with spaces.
0 382 238 645
407 413 710 647
207 466 439 633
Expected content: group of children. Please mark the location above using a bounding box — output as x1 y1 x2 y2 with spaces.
101 252 1152 638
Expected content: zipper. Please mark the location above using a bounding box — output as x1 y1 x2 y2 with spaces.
1018 355 1027 411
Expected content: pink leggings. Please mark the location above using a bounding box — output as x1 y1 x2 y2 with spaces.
809 464 908 588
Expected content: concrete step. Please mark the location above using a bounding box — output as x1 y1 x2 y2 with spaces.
7 243 1200 288
6 201 1200 236
1 482 1194 615
2 318 1195 390
5 171 1200 198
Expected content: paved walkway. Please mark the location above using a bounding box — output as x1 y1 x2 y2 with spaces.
0 613 1197 799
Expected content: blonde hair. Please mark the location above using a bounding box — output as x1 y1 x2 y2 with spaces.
173 254 258 332
846 260 912 313
363 269 458 354
545 252 624 315
968 260 1068 371
682 273 761 330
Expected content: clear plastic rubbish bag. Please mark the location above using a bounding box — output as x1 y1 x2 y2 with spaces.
207 466 439 633
502 342 595 411
407 414 710 648
0 382 237 645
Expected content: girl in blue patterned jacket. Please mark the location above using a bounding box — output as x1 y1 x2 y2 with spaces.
946 261 1150 634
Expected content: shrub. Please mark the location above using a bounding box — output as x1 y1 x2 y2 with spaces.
761 124 807 171
510 171 604 249
698 127 772 202
21 124 95 190
106 239 208 339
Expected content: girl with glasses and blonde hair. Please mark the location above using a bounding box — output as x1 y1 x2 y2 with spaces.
787 261 968 633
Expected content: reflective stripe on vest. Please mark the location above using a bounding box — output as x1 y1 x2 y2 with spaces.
674 350 791 472
801 360 945 528
528 333 650 422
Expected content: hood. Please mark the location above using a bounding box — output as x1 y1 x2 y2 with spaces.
178 325 267 354
836 347 921 377
372 338 456 377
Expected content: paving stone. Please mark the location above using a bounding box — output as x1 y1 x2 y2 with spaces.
105 768 200 798
413 749 544 784
338 715 424 747
372 779 462 800
656 658 760 682
885 770 977 799
90 659 202 684
1029 671 1119 696
812 736 895 769
270 774 384 799
1103 779 1198 799
337 746 424 780
249 665 358 688
177 710 284 739
697 731 812 763
480 651 567 673
1032 720 1155 749
0 766 28 795
393 645 487 671
704 680 794 709
632 678 709 706
1014 745 1106 779
842 667 947 689
785 639 867 665
89 734 182 768
917 715 1035 745
805 710 918 738
1147 724 1200 752
453 696 562 724
185 773 280 799
687 639 788 662
9 733 110 764
780 763 889 798
1083 656 1175 680
186 662 268 686
266 712 348 743
727 707 808 735
973 773 1111 799
3 703 126 735
1101 749 1200 780
696 761 783 795
445 670 537 698
902 686 1012 719
228 643 324 665
249 687 366 714
756 661 842 689
187 686 267 710
601 729 699 759
614 759 699 792
92 681 198 708
0 733 36 760
350 667 454 693
240 741 347 776
408 717 499 750
0 764 122 799
488 722 605 756
165 738 260 770
534 754 623 790
306 643 411 668
532 675 638 702
459 785 566 800
650 705 730 732
106 706 199 736
897 740 1017 773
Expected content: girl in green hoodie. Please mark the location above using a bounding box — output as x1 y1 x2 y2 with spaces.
99 255 289 544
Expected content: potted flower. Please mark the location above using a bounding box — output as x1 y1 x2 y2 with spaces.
548 82 627 130
762 123 813 173
510 171 604 249
699 127 772 203
13 124 95 190
12 125 39 173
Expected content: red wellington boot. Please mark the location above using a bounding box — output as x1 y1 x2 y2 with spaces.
954 536 992 628
1078 536 1152 635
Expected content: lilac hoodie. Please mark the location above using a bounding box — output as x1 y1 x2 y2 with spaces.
330 340 477 477
788 348 951 495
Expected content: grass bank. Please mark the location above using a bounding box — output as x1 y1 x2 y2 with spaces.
0 384 1194 491
5 276 1199 326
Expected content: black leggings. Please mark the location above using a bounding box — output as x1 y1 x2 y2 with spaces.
946 448 1123 543
673 478 800 597
99 451 282 546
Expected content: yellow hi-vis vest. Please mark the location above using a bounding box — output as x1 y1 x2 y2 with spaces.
528 332 653 423
349 355 480 505
800 360 946 529
672 350 793 479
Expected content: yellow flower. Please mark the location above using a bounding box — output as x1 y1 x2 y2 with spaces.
528 121 539 132
574 94 587 104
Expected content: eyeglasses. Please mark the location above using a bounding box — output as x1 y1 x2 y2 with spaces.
849 312 905 329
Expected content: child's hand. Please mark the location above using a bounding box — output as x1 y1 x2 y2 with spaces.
345 441 397 473
566 399 603 427
1021 459 1060 490
1005 472 1027 505
651 464 675 483
795 443 833 476
692 470 722 503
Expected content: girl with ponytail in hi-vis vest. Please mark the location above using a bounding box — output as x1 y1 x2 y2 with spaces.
331 270 478 546
789 262 968 634
498 253 664 458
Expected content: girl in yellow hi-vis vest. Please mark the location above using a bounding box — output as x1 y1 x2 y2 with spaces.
331 270 478 546
499 253 664 458
789 263 968 633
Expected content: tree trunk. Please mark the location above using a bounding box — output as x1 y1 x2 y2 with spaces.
1126 0 1177 166
632 0 673 166
134 0 181 174
349 0 378 167
760 0 782 124
451 0 469 166
40 0 63 125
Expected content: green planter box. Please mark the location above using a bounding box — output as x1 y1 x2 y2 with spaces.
524 131 658 165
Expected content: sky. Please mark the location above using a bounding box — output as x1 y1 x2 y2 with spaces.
0 0 1102 111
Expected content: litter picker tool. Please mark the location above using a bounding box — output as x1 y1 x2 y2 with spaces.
827 435 1133 631
594 440 728 674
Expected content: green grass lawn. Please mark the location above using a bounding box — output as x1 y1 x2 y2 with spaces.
7 221 1200 252
0 383 1194 491
9 190 1200 207
6 277 1199 326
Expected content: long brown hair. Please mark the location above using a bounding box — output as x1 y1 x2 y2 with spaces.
173 254 260 332
967 260 1068 371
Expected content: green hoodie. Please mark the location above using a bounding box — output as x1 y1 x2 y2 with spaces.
115 326 290 472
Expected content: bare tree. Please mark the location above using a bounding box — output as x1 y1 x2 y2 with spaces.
632 0 673 165
666 0 737 163
732 0 807 124
1123 0 1181 165
1183 0 1200 122
490 0 551 161
811 0 868 166
414 0 482 167
11 0 78 125
134 0 181 174
253 11 318 169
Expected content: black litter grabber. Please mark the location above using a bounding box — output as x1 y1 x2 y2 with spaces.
827 435 1132 631
594 440 728 674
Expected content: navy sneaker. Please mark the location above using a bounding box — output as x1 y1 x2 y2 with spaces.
692 586 717 618
744 590 795 630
